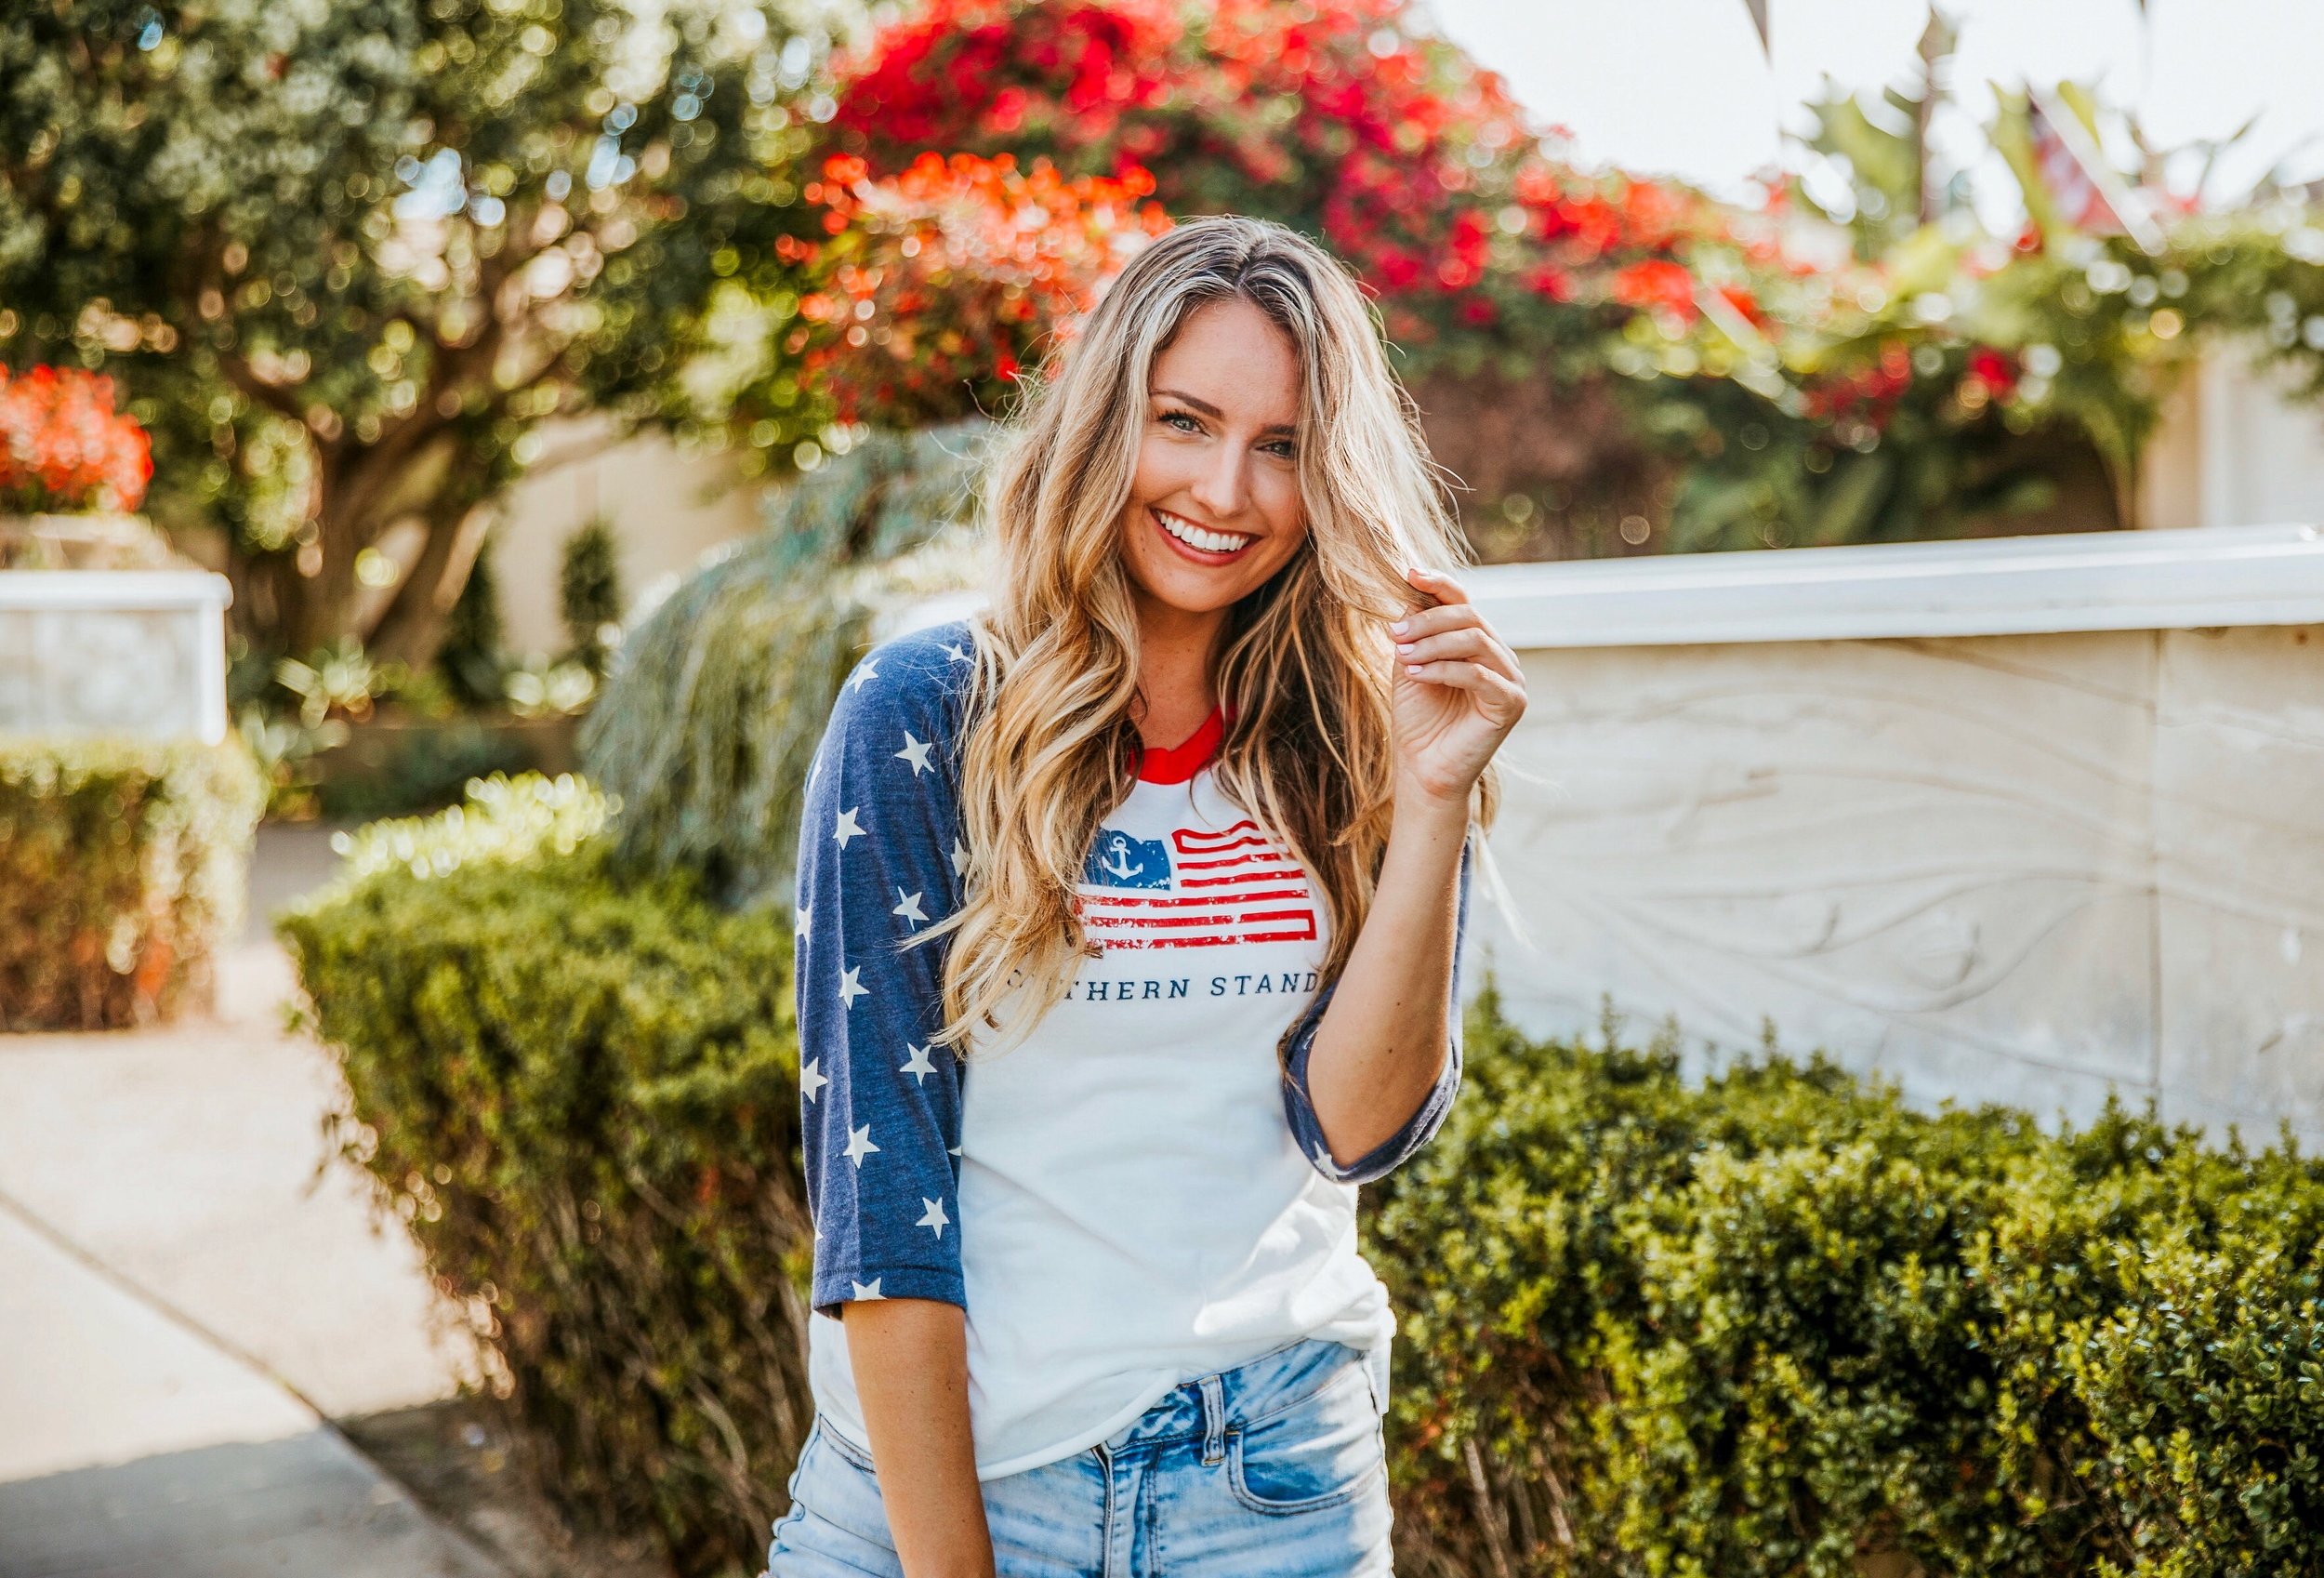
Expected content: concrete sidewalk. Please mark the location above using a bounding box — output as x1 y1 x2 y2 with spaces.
0 823 505 1578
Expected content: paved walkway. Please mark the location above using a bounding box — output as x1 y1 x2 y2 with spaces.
0 824 503 1578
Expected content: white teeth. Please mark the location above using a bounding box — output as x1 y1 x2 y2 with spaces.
1156 510 1251 555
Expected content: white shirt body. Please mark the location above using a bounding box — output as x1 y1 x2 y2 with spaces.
807 763 1394 1479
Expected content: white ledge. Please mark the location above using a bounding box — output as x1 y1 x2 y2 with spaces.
0 569 235 612
1463 522 2324 647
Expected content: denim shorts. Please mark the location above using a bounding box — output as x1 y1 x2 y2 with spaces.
763 1335 1393 1576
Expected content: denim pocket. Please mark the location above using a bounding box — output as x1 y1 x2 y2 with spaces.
1225 1358 1384 1516
815 1415 881 1476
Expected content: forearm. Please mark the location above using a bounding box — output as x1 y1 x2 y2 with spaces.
1302 778 1468 1165
841 1297 996 1578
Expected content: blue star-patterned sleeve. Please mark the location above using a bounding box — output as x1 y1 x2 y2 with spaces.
1278 831 1474 1186
796 622 975 1319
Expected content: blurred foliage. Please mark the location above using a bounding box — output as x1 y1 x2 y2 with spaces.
0 735 264 1029
279 772 807 1577
580 417 989 908
0 0 863 664
310 719 542 824
1367 987 2324 1578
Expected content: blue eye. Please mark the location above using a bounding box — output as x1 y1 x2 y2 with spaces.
1162 410 1201 432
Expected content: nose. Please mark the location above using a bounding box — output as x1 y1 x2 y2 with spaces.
1187 438 1250 522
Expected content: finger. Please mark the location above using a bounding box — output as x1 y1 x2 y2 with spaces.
1404 564 1472 605
1387 602 1484 643
1399 659 1527 718
1393 626 1521 682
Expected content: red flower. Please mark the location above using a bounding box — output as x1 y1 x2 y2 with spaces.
791 151 1172 428
1967 346 2017 395
1610 259 1697 320
0 365 153 514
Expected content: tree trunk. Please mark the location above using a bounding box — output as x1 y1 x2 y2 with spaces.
364 495 495 670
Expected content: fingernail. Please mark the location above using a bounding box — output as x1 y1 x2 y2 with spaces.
1395 642 1415 655
1405 663 1423 674
1389 619 1409 635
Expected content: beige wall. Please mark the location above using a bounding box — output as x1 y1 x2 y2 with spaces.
1467 617 2324 1147
485 415 764 658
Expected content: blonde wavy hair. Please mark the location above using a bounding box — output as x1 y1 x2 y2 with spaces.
912 214 1499 1065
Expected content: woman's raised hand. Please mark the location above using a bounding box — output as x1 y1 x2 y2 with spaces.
1385 564 1527 807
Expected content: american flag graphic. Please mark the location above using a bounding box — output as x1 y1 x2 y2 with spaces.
1075 818 1319 951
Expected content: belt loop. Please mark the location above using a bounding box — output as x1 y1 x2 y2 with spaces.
1198 1372 1226 1465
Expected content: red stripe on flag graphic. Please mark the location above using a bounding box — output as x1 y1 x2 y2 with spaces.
1075 819 1318 949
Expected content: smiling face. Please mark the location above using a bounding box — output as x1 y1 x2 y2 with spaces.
1116 295 1311 628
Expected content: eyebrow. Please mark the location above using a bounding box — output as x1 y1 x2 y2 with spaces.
1152 388 1298 439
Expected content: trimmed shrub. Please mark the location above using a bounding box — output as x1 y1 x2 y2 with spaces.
285 797 2324 1577
0 736 264 1029
1366 990 2324 1578
559 513 626 679
277 775 811 1576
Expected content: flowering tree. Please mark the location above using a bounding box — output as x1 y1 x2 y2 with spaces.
819 0 1735 367
0 365 152 515
0 0 850 663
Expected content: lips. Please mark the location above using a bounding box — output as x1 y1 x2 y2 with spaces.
1150 506 1255 564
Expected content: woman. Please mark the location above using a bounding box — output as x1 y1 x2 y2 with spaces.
770 214 1526 1576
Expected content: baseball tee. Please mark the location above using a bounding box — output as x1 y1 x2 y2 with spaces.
793 617 1472 1479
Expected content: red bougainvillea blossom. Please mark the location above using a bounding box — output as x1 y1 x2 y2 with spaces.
0 365 153 514
1965 346 2019 399
819 0 1736 359
1799 341 1916 428
781 151 1172 427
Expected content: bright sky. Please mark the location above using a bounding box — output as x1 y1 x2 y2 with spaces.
1420 0 2324 223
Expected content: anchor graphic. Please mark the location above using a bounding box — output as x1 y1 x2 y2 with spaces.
1098 834 1143 882
1080 827 1172 889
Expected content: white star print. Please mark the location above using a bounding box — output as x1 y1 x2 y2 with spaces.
942 641 969 663
795 903 812 938
950 836 971 880
799 1057 826 1103
832 806 864 850
894 732 933 776
851 1278 885 1300
917 1197 950 1239
948 1144 963 1157
899 1042 937 1083
837 965 866 1010
891 888 926 927
843 1123 879 1166
849 658 880 692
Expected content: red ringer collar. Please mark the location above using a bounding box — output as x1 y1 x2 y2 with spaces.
1131 702 1232 784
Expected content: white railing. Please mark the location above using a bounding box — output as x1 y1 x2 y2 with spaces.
0 569 235 746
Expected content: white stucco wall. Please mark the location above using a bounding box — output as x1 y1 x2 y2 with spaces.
1456 524 2324 1145
486 415 763 658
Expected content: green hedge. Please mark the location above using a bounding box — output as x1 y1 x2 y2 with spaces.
284 776 2324 1578
277 775 811 1575
1367 1002 2324 1578
1 736 264 1029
